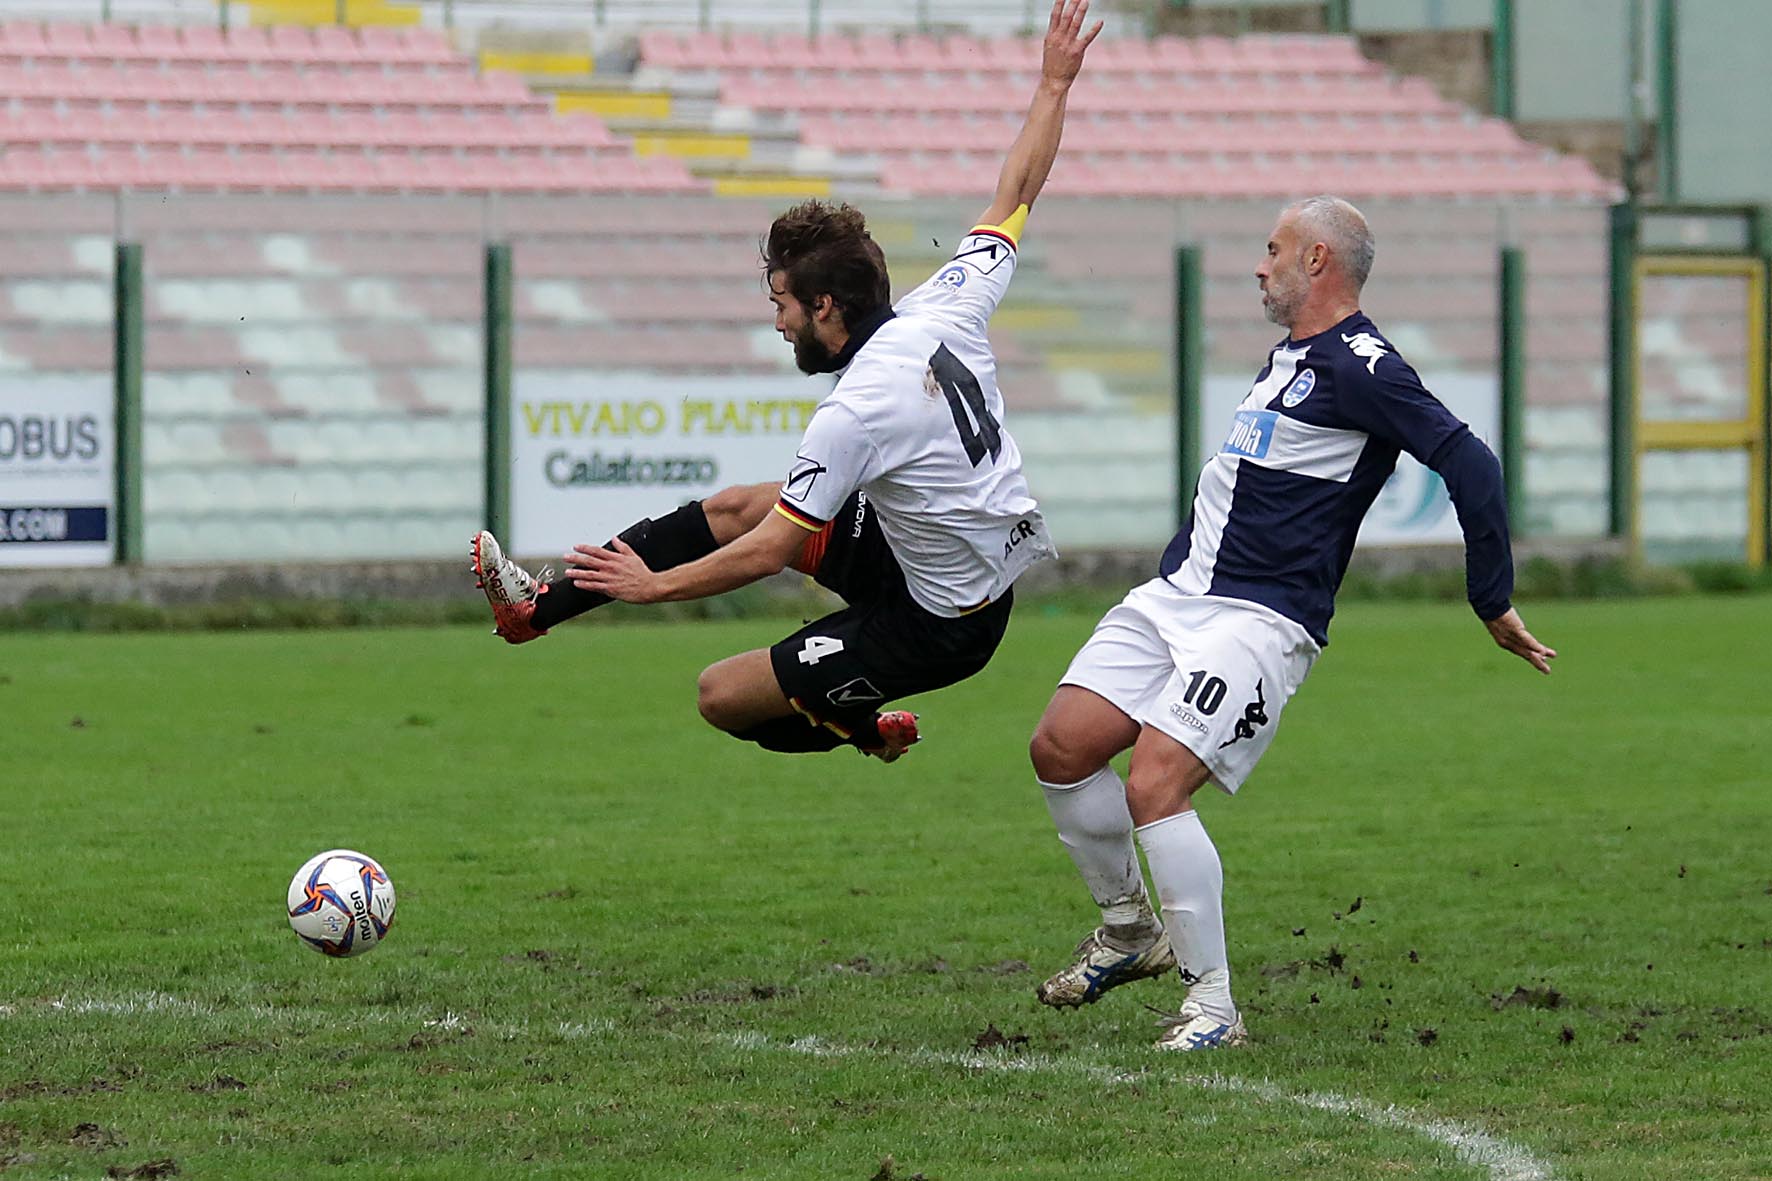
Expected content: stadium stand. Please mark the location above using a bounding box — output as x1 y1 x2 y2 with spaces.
0 14 1631 556
0 20 704 194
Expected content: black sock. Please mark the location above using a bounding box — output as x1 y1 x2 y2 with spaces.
530 501 719 631
731 713 883 753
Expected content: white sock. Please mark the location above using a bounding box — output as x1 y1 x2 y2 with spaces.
1136 809 1234 1021
1040 767 1157 943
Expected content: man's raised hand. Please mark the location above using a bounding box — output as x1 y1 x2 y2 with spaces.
1043 0 1102 88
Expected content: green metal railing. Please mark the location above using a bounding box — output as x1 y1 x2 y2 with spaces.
112 242 144 564
1173 244 1202 530
483 242 512 541
1498 245 1525 529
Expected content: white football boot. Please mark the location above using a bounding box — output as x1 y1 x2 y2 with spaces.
470 530 550 644
1036 924 1176 1008
1154 997 1248 1052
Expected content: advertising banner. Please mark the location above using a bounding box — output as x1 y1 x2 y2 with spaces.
510 373 832 556
1202 372 1499 546
0 378 113 567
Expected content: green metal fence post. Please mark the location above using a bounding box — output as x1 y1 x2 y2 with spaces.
336 0 347 26
1607 202 1638 541
219 0 230 32
808 0 820 39
1175 245 1203 529
1754 205 1772 567
1498 246 1526 534
444 0 454 30
1490 0 1514 120
1655 0 1678 202
698 0 712 33
1325 0 1351 35
484 242 513 539
113 242 143 564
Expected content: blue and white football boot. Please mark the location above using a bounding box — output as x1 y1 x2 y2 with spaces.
1154 996 1248 1052
1036 924 1176 1008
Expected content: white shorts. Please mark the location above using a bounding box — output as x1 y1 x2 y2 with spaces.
1059 579 1320 794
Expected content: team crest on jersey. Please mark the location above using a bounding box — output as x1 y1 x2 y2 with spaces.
1341 331 1389 374
935 265 968 290
1280 369 1316 408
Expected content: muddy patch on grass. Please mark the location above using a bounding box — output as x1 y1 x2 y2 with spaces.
69 1123 126 1150
188 1076 248 1093
1491 985 1563 1011
971 1023 1029 1053
680 982 797 1005
0 1078 123 1101
105 1160 178 1179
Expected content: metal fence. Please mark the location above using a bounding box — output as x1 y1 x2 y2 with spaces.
1 189 1637 568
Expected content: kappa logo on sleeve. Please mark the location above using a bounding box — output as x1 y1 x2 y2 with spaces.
782 454 827 502
1340 331 1389 374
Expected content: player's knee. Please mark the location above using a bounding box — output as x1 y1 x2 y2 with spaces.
1028 722 1100 786
695 667 743 731
1124 747 1209 825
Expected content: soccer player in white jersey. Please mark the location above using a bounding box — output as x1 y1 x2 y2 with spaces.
1028 196 1558 1051
470 0 1100 762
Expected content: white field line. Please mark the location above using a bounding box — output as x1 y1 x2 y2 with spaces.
720 1031 1556 1181
1 995 1553 1181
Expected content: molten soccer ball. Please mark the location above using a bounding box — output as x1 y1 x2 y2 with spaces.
286 849 396 957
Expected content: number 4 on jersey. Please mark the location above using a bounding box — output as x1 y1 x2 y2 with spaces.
798 636 845 666
930 344 1002 467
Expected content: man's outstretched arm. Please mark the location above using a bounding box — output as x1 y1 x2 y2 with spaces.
1429 429 1557 675
564 510 806 604
975 0 1101 230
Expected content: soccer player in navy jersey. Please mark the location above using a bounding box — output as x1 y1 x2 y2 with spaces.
1028 195 1557 1051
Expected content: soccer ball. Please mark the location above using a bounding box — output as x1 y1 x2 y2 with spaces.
286 849 396 957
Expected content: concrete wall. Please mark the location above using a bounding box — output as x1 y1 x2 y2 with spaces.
1351 0 1490 30
1674 0 1772 204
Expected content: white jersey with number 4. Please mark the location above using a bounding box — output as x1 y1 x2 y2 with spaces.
773 210 1056 617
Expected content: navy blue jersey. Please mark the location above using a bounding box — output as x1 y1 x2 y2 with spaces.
1159 311 1512 646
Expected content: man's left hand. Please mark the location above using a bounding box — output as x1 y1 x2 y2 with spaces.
565 538 661 604
1484 608 1556 675
1041 0 1102 88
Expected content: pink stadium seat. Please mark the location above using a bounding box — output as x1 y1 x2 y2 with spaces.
41 22 90 54
0 19 48 55
133 24 182 61
311 26 372 66
86 22 145 62
267 24 324 66
397 27 460 66
895 34 950 69
637 29 688 69
722 31 771 70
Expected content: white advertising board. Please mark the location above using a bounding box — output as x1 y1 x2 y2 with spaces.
1201 372 1500 546
0 378 113 567
510 372 833 556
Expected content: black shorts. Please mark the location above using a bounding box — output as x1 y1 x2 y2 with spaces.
769 490 1013 736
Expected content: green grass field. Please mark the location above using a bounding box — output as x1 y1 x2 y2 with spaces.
3 594 1769 1180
